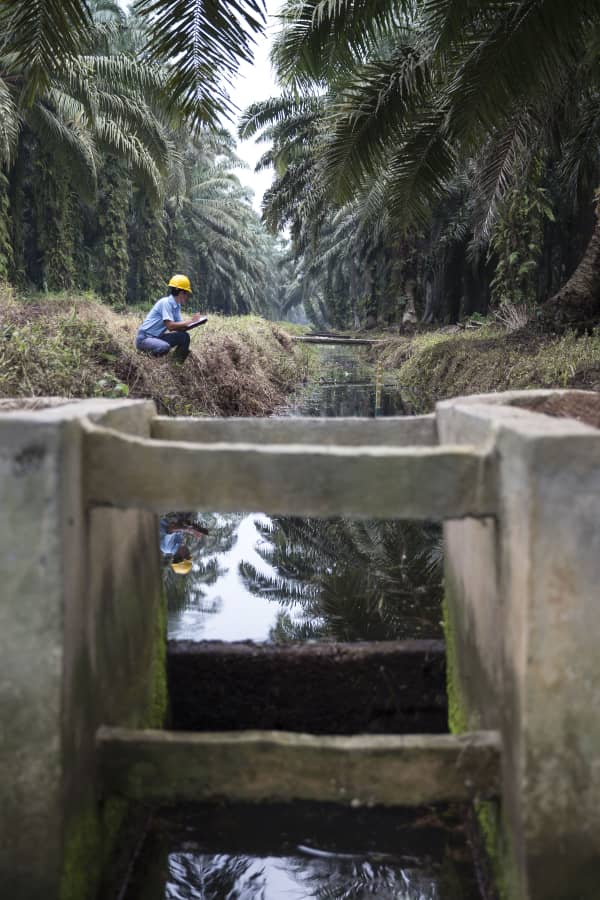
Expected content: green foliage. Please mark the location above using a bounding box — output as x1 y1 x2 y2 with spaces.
32 155 77 291
0 170 13 278
383 327 600 413
242 0 600 328
0 307 118 397
133 0 266 126
94 157 130 301
488 159 555 309
0 4 293 319
128 191 167 304
0 293 308 416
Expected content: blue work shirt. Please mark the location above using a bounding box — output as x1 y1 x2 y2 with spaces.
139 296 182 337
159 519 184 556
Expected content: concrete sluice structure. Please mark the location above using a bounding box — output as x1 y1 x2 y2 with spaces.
1 390 599 900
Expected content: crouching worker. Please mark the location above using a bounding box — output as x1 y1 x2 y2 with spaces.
135 274 207 363
160 516 208 575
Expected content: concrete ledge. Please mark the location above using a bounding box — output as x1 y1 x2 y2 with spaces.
152 414 439 446
97 726 501 806
83 421 497 518
167 640 447 735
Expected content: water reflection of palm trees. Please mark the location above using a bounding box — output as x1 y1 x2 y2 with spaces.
166 852 443 899
239 517 444 642
163 846 473 899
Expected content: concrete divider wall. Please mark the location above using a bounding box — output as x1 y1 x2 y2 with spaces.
0 399 164 900
438 391 600 900
2 390 599 900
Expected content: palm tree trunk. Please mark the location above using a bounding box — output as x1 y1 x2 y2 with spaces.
540 210 600 331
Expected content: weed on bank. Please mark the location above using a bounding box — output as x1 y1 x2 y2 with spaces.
0 285 309 416
377 326 600 412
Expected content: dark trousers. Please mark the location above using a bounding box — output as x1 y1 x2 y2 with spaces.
136 329 190 362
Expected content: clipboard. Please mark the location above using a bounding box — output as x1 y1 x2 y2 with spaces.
187 316 208 330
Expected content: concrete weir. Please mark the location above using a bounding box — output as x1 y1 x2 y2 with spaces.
1 390 599 900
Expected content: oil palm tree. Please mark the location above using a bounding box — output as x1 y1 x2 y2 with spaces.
174 147 273 314
272 0 600 326
0 0 267 125
2 3 177 287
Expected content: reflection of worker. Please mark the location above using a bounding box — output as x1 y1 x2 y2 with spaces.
135 275 207 363
160 517 208 575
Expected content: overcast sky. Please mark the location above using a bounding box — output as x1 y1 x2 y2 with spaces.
229 0 282 212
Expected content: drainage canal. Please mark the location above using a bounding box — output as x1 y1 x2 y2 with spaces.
116 345 485 900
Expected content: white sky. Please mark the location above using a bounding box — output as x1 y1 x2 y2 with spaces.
229 0 282 212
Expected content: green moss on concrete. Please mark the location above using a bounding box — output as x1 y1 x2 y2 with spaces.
474 798 520 900
60 585 167 900
60 807 101 900
147 587 168 729
443 595 519 899
60 797 127 900
442 593 469 735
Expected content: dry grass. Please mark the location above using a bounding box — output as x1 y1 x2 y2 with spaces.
0 284 309 416
379 325 600 412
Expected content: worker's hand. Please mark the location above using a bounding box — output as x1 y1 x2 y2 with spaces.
190 313 208 325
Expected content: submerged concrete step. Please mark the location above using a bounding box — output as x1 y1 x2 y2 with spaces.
97 727 501 807
167 640 447 735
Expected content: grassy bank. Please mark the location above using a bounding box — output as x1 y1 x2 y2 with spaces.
377 326 600 412
0 286 309 416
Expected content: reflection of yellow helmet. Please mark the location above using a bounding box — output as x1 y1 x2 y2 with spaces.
171 559 192 575
168 274 192 293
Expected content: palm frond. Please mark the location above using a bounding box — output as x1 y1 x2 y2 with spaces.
442 0 596 142
26 100 98 193
384 108 457 228
0 75 19 165
559 91 600 203
471 113 533 240
272 0 413 86
95 117 163 196
0 0 93 100
134 0 267 125
238 94 323 139
322 43 433 200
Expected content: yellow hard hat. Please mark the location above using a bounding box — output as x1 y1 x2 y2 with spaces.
171 559 192 575
168 274 192 293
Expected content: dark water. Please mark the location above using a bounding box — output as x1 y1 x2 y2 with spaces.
166 347 443 643
275 346 406 418
123 803 481 900
133 346 481 900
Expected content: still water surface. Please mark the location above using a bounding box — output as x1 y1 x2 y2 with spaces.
123 803 481 900
166 347 442 644
128 346 481 900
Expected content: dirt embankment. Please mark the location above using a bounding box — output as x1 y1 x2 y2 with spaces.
0 288 309 416
376 327 600 413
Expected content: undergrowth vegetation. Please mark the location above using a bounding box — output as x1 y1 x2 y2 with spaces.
378 326 600 412
0 284 309 416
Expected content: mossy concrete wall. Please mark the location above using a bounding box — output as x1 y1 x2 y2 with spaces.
0 399 165 900
439 390 600 900
3 390 599 900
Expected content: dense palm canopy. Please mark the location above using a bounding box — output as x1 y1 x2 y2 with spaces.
241 0 600 329
0 0 294 316
2 0 600 328
0 0 266 123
